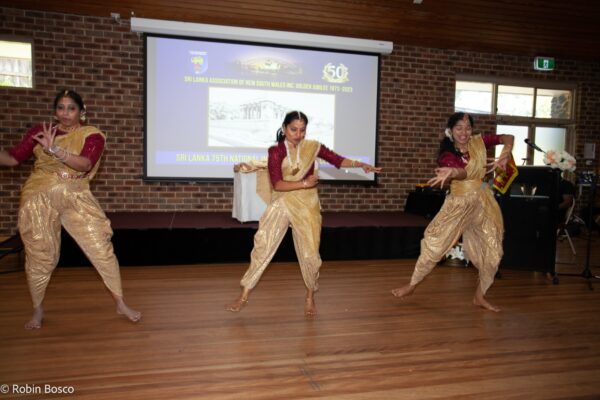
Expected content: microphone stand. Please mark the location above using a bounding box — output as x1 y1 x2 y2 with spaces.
557 158 599 290
581 160 599 289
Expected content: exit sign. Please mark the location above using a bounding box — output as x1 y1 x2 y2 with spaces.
534 57 555 71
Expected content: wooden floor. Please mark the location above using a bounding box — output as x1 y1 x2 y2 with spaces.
1 235 599 399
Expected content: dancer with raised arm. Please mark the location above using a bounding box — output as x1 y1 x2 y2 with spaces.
226 111 381 316
0 89 141 329
392 112 514 312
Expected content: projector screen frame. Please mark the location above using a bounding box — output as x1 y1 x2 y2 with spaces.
131 17 393 55
142 31 382 186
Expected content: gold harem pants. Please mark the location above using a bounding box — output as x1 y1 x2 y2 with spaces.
18 183 123 307
240 199 322 291
410 186 504 294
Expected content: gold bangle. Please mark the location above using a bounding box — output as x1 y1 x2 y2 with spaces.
302 180 308 188
58 148 70 163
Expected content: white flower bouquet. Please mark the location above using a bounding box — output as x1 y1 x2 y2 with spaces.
543 150 576 172
445 242 469 266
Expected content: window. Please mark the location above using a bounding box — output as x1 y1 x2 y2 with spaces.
496 125 529 165
455 81 493 114
532 126 566 165
494 125 567 167
456 77 575 166
535 89 572 119
0 39 33 88
497 85 534 117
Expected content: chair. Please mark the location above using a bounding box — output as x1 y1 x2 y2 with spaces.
557 198 577 255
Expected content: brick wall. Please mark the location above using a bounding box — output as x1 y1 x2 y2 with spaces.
1 7 599 235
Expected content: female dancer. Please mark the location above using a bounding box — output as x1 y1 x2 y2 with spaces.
392 112 514 312
227 111 381 316
0 89 141 329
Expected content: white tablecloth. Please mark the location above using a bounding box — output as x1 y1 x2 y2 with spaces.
232 171 267 222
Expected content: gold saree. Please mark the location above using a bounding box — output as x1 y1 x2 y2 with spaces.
241 140 323 291
410 135 504 294
18 126 123 307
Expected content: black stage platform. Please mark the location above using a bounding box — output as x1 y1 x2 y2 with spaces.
58 212 429 267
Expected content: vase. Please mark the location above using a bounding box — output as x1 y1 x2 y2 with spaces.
443 258 468 267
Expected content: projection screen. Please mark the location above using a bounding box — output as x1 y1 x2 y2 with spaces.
144 34 381 182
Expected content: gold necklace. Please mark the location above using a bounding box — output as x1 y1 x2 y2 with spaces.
58 124 80 132
284 140 301 174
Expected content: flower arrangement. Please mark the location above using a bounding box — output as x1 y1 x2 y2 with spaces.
445 242 469 266
543 150 576 172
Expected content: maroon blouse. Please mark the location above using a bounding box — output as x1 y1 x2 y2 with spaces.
267 141 345 186
438 134 504 168
8 124 105 167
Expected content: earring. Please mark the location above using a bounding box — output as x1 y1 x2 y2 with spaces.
80 113 86 122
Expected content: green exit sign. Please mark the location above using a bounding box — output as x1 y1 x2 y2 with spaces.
534 57 555 71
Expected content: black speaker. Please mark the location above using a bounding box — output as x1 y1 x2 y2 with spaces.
497 166 560 273
404 187 446 219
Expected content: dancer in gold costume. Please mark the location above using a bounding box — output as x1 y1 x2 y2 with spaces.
226 111 381 316
392 112 514 312
0 89 141 329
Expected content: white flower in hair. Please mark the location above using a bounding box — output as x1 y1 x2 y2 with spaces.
543 150 576 172
444 128 453 140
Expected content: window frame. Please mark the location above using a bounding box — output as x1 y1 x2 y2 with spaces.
496 122 574 167
0 35 35 89
455 74 576 124
456 74 577 166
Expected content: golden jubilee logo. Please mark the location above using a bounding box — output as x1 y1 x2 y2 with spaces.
322 63 349 83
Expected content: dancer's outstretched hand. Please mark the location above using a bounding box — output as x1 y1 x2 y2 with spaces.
361 164 382 174
427 167 454 188
486 152 510 174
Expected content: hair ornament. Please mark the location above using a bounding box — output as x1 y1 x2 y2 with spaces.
444 128 453 141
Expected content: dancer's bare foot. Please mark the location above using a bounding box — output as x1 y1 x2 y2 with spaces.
117 302 142 322
225 297 248 312
473 296 501 312
473 285 500 312
25 306 43 330
226 288 250 313
391 284 415 299
304 297 317 317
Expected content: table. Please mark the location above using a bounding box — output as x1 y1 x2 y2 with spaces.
232 171 267 222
